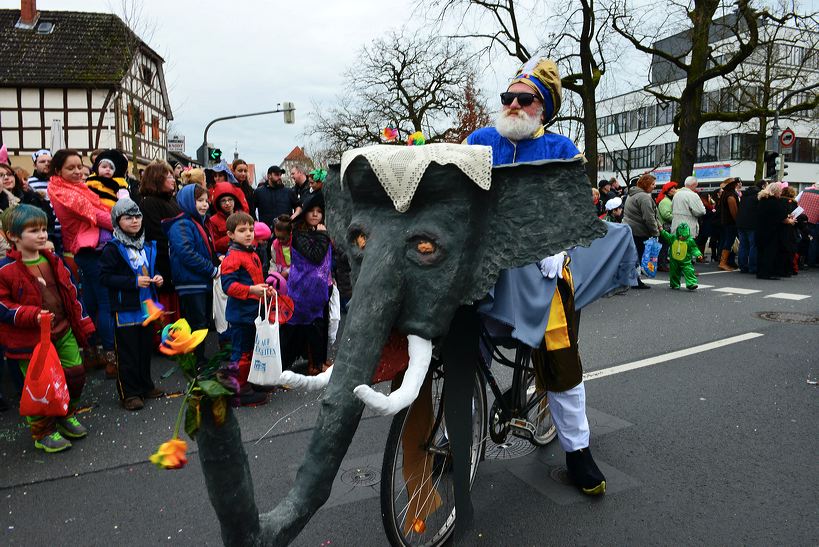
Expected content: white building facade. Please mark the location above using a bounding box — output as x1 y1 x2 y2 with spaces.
596 17 818 190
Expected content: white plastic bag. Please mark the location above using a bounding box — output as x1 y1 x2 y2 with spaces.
328 284 340 346
248 292 283 386
213 271 228 334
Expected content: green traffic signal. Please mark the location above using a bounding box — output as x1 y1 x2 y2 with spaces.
209 148 222 162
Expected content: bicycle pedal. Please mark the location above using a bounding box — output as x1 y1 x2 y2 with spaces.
510 418 536 440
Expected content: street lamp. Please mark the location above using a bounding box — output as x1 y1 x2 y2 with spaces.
200 102 295 166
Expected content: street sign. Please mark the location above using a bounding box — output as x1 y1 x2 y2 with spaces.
779 127 795 152
168 135 185 153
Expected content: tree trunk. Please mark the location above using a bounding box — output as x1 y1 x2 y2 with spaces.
753 115 768 181
670 0 718 182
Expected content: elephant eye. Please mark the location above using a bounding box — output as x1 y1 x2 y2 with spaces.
416 240 435 254
356 234 367 250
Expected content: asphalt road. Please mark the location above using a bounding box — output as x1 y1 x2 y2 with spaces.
1 263 817 546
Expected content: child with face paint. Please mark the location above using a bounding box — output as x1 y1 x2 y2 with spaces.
0 205 95 452
100 198 165 411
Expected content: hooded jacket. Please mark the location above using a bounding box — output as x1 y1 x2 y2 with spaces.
206 182 245 254
221 241 265 324
0 249 94 359
162 184 218 295
659 222 702 262
623 185 660 238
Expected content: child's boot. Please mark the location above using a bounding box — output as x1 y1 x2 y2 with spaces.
102 350 118 379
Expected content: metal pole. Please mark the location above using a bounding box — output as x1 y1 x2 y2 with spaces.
201 104 295 167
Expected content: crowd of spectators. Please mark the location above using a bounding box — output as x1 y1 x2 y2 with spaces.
0 148 350 452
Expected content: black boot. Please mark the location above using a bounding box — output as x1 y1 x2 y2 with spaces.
566 447 606 495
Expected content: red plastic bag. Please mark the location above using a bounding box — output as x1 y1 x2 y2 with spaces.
19 314 70 417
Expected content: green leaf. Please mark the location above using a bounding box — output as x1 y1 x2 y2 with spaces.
178 354 197 377
184 398 200 439
212 397 227 427
197 379 233 398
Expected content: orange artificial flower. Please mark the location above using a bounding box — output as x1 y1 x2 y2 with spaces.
149 438 188 470
159 319 208 356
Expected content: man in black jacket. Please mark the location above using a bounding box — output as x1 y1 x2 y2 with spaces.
255 165 297 227
736 180 763 274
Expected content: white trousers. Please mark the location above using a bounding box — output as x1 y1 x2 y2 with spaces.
548 381 590 452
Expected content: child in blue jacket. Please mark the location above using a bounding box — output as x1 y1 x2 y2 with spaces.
100 198 165 411
162 184 218 364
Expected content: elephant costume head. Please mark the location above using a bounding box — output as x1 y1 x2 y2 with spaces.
195 145 605 545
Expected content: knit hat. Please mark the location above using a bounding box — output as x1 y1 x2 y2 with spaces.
509 58 562 122
605 197 623 211
111 198 145 249
92 149 128 178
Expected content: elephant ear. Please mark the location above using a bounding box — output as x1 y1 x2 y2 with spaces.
467 158 607 302
325 163 352 254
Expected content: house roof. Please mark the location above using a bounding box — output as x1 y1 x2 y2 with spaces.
283 146 311 162
0 9 165 88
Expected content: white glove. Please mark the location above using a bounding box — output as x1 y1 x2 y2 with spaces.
539 252 566 279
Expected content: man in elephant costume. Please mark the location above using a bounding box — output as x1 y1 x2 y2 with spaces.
189 58 638 545
467 57 607 496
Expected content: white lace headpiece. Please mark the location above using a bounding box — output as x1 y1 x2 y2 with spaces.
340 143 493 213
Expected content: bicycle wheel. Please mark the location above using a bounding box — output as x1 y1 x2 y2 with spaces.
489 370 556 447
380 366 486 547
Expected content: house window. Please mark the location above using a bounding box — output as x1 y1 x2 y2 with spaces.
151 116 160 142
141 64 153 85
655 102 676 126
793 137 819 164
730 134 758 160
639 105 655 130
697 136 719 162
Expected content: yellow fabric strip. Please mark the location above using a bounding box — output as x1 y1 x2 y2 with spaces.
544 261 574 350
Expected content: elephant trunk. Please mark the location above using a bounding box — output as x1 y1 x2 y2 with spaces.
258 256 403 545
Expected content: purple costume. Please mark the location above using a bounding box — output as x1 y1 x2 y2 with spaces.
288 231 332 325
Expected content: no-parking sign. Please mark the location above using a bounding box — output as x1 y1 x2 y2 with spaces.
780 128 795 153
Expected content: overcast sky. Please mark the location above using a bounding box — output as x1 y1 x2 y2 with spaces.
3 0 517 174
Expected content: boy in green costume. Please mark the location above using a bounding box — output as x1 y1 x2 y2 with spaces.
659 221 702 290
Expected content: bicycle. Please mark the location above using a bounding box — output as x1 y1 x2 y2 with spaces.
380 324 558 546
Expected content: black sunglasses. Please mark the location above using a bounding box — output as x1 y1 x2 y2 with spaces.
500 91 539 107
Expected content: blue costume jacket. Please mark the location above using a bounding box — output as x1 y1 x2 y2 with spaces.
466 127 580 164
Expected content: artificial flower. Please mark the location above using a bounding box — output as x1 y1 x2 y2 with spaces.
407 131 426 146
149 438 188 470
159 318 208 356
381 127 399 143
141 298 165 327
309 168 327 182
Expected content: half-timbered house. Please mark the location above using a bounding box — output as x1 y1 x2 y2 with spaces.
0 1 173 171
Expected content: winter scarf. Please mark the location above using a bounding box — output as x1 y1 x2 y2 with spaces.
48 174 107 220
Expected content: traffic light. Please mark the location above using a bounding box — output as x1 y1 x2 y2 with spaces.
775 155 788 179
764 150 778 179
208 147 222 163
282 101 295 124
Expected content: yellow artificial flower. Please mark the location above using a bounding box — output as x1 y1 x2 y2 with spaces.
159 319 208 356
149 438 188 470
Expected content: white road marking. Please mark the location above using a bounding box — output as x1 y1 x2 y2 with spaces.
764 292 812 301
698 270 737 275
583 332 765 381
695 284 714 289
712 287 761 295
640 278 666 285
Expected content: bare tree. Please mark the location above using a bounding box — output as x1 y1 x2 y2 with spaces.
305 32 473 151
719 2 819 179
424 0 614 184
446 75 493 143
609 0 805 182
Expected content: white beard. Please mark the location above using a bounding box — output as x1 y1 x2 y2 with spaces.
495 107 543 141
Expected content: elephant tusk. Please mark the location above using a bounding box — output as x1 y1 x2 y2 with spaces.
278 367 333 391
353 335 432 416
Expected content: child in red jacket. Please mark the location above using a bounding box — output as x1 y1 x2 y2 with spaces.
0 205 95 453
219 212 272 407
207 182 245 256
